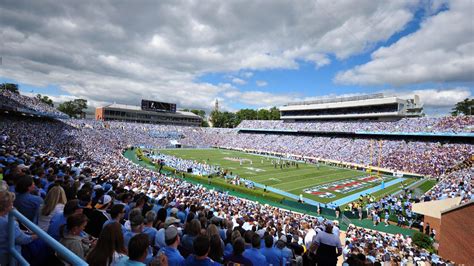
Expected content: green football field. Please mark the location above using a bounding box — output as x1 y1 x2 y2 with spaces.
158 148 394 203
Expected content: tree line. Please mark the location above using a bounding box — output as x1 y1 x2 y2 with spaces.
210 107 280 128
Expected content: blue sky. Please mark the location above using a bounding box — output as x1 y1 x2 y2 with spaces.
0 0 472 115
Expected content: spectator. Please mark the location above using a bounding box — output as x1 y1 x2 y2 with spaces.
124 212 145 247
59 213 93 260
86 194 113 238
260 235 284 266
116 233 149 266
0 190 37 266
224 230 241 257
102 204 126 232
313 222 342 266
14 175 44 223
242 233 267 266
87 222 128 266
47 199 83 240
224 237 253 266
156 226 184 266
181 219 201 253
275 235 293 265
38 185 67 231
208 234 224 264
183 234 221 266
143 210 158 244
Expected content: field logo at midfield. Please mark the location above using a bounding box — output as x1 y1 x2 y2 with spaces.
304 176 382 196
244 167 266 172
303 188 336 198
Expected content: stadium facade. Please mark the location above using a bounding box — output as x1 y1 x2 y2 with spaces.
95 103 202 126
280 93 424 120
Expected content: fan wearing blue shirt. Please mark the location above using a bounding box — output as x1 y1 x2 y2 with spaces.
47 199 84 240
116 233 149 266
183 234 221 266
0 190 37 266
13 176 43 224
155 226 184 266
260 235 284 266
243 233 268 266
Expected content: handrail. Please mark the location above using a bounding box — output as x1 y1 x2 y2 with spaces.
8 208 88 266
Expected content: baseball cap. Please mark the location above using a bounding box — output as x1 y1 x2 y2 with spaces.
170 208 179 215
165 226 178 242
95 195 112 209
165 216 181 227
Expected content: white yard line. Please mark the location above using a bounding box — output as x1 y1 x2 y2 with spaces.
273 171 360 189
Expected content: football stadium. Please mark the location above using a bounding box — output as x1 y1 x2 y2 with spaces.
0 1 473 266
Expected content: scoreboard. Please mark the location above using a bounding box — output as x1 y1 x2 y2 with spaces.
141 100 177 113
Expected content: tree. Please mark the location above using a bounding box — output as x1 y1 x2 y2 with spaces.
257 109 270 120
201 120 210 127
57 99 88 118
0 83 19 94
451 98 473 116
210 110 238 128
210 110 222 127
190 109 206 119
36 94 54 107
221 111 237 128
236 109 257 125
412 232 433 250
269 106 280 120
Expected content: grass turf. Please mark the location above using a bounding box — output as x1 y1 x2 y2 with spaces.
158 148 394 204
416 179 438 194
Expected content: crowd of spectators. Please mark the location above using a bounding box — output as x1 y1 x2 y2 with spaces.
343 225 446 265
0 110 470 265
181 131 473 178
0 90 67 118
238 117 473 133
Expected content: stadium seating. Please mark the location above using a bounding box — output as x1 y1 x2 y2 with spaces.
0 95 471 264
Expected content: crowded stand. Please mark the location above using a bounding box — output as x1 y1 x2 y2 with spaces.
180 131 473 178
343 225 445 265
237 117 474 133
0 90 68 118
0 89 472 266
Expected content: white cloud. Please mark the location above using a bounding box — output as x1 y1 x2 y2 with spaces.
231 78 247 85
0 0 421 111
256 80 268 87
241 72 253 78
237 91 293 106
335 1 474 85
398 87 472 107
